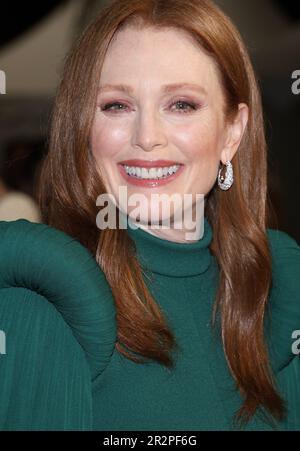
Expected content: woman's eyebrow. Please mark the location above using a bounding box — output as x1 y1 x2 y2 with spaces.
98 83 208 95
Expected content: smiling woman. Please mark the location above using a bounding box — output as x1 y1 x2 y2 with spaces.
0 0 299 432
90 23 248 242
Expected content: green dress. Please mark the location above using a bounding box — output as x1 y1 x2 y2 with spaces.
0 218 299 430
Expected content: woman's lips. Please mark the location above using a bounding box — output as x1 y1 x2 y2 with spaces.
118 163 185 188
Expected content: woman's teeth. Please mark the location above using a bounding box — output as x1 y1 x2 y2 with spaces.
123 164 180 180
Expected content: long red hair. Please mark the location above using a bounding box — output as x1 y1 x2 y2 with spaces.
38 0 285 426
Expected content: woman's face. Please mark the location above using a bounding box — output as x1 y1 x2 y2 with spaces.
91 25 248 240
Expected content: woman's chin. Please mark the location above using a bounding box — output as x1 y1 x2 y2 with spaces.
127 210 173 229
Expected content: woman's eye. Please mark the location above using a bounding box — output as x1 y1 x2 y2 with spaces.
171 100 199 113
101 102 127 112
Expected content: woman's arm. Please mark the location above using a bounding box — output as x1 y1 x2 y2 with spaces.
0 219 117 430
0 287 93 431
266 227 300 430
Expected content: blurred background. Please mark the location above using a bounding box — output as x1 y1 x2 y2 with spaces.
0 0 299 240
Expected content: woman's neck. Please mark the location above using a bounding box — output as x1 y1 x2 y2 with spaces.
127 198 206 244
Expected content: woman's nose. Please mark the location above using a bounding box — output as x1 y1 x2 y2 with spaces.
132 108 168 152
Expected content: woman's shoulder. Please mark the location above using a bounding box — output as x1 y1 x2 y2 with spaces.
0 219 117 380
265 226 300 372
266 226 300 260
266 226 300 302
0 219 117 429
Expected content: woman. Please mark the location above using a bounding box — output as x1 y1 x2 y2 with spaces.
0 0 299 431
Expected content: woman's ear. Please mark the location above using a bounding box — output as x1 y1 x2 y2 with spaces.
220 103 249 164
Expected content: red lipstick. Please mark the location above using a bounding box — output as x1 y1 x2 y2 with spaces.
119 159 181 168
118 160 185 188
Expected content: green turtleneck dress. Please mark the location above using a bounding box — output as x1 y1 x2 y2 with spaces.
0 218 299 431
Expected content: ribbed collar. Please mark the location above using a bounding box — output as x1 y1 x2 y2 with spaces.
125 216 213 277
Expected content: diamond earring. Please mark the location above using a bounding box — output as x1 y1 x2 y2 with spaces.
218 160 234 191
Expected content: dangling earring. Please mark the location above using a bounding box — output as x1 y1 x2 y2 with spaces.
218 160 234 191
